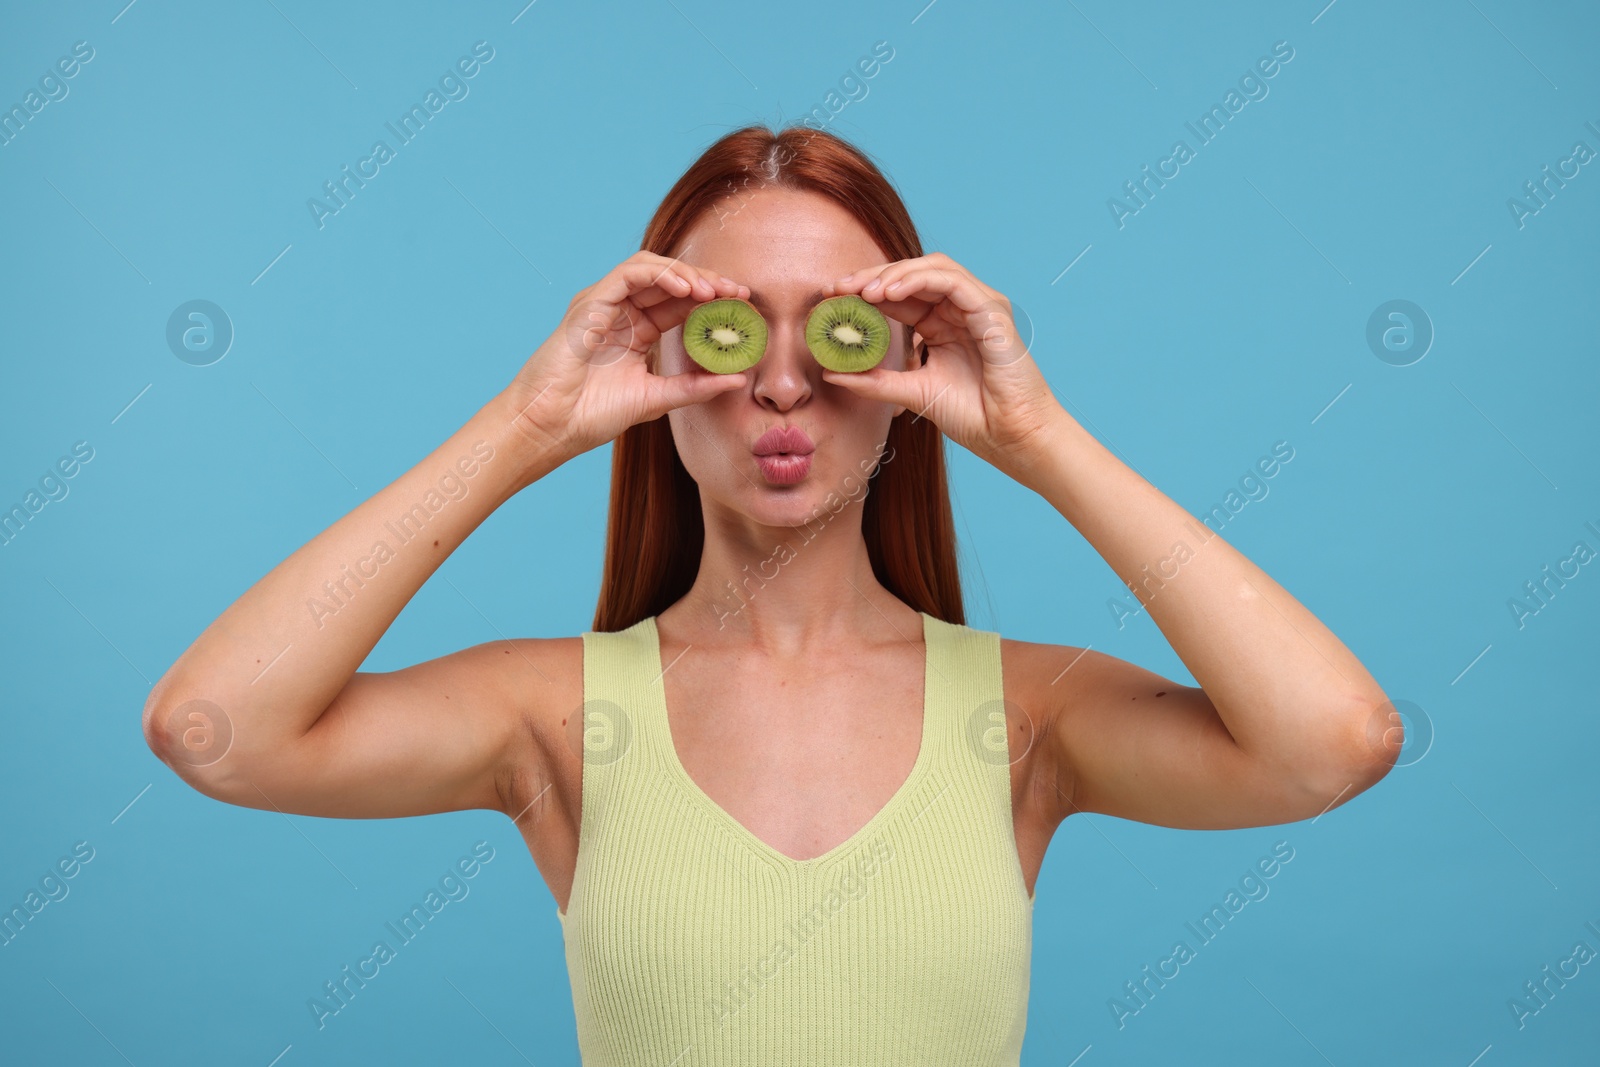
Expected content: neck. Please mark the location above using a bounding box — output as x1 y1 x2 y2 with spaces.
674 502 915 654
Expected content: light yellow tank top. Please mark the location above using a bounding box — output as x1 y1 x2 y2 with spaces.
559 610 1035 1065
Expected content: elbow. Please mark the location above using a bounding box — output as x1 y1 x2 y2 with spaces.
1353 687 1406 780
142 668 185 763
1299 689 1405 810
142 685 175 766
142 687 240 797
141 691 169 762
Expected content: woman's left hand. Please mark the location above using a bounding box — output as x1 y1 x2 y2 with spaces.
825 253 1065 484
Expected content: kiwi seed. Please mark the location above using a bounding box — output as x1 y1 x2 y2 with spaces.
682 298 767 374
805 294 890 373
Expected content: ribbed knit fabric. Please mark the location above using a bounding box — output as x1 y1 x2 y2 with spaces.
559 611 1035 1066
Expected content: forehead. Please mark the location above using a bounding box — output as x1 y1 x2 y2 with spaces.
676 187 884 305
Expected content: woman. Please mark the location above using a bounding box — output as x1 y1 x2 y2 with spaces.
143 125 1399 1064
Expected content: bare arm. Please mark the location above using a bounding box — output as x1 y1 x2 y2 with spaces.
1030 410 1400 827
142 252 756 820
815 251 1399 828
141 392 562 814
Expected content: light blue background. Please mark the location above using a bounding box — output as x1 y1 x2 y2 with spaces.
2 0 1597 1063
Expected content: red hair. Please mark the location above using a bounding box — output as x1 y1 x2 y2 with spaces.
592 125 964 632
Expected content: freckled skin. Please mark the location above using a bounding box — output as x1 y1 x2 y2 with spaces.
656 188 915 532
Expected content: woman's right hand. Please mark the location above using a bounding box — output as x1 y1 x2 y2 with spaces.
496 251 753 466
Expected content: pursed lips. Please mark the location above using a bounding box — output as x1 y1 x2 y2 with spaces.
751 425 815 457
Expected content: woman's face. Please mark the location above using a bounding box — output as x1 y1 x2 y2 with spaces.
657 186 913 529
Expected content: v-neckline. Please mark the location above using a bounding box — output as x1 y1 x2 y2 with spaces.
645 611 936 871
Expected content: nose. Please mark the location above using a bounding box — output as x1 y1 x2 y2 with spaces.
750 314 816 412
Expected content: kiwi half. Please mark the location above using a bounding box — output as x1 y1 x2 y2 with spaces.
805 294 891 373
682 298 767 374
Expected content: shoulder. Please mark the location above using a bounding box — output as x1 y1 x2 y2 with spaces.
996 632 1151 712
995 634 1090 731
994 633 1154 797
918 617 1144 722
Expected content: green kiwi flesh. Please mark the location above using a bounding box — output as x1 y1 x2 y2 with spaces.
805 295 890 373
682 298 767 373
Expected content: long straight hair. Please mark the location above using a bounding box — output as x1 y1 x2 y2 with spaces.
592 125 964 633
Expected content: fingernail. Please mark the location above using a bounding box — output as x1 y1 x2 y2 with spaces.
864 278 881 292
885 281 902 293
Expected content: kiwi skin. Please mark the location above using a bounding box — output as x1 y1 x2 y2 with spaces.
682 298 768 374
805 294 891 373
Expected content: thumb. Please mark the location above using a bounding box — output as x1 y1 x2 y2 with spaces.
648 370 749 419
821 367 922 412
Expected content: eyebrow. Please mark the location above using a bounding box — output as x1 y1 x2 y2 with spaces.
741 287 829 314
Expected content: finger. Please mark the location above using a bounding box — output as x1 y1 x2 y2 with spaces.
857 291 939 333
591 256 740 308
819 361 935 414
659 265 720 303
903 299 972 349
563 299 663 368
833 253 960 294
634 253 749 303
837 280 953 348
633 271 750 321
590 259 696 308
898 253 1007 304
683 267 747 299
865 266 992 318
871 270 1017 358
638 286 754 338
582 271 743 358
829 265 941 331
646 369 750 418
831 262 893 294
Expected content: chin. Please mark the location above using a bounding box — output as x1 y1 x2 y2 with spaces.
743 483 833 528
